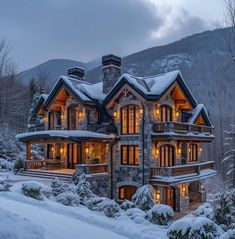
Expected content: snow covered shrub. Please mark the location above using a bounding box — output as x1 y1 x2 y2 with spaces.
212 191 235 230
0 176 12 191
132 184 155 211
14 158 24 170
86 197 106 210
0 158 13 170
125 208 147 224
41 186 52 198
219 229 235 239
97 199 121 218
194 203 214 220
75 174 95 205
56 192 80 206
167 217 223 239
121 200 135 211
22 182 43 200
50 178 74 197
146 204 174 226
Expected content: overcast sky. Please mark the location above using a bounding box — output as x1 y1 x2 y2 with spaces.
0 0 224 71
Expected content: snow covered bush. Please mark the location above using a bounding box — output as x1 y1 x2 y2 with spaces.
132 184 155 211
219 229 235 239
75 174 95 205
86 197 106 210
121 200 135 211
97 199 120 218
212 190 235 230
56 192 80 206
22 181 43 200
194 203 214 220
0 158 13 170
0 176 12 191
125 208 147 224
167 217 224 239
41 186 52 199
14 158 24 170
146 204 174 226
50 178 74 197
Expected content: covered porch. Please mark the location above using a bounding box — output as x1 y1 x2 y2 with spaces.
16 130 115 175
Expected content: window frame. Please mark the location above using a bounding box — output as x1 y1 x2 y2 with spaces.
160 105 173 122
121 105 139 135
159 144 175 167
189 144 198 162
121 145 139 165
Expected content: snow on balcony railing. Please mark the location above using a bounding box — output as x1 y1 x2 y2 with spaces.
153 122 212 135
150 161 214 178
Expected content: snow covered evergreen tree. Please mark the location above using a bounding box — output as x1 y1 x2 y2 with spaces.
132 184 155 211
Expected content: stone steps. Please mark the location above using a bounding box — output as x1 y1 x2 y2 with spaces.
17 170 73 180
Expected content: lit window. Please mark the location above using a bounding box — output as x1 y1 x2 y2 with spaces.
160 145 175 167
121 145 139 165
189 144 198 162
153 190 161 204
121 105 139 134
160 105 173 122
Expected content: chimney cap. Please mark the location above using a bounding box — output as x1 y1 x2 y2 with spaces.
68 67 85 79
102 54 121 67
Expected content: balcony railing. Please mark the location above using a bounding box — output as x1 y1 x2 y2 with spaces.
24 160 63 170
76 164 108 174
150 161 214 178
153 122 212 135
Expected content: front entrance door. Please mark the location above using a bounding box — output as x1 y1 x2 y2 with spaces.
67 143 80 168
164 187 176 210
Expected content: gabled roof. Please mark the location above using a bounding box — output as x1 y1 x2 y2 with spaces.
31 94 48 116
103 70 197 107
44 76 106 109
189 104 213 127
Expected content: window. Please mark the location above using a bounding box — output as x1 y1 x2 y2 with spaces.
68 108 77 130
160 145 175 167
119 185 137 200
153 190 161 204
47 144 54 159
189 144 198 162
48 112 54 130
55 112 62 126
160 105 172 122
121 105 139 134
121 145 139 165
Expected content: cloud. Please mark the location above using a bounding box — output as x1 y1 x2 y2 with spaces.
0 0 163 70
0 0 210 70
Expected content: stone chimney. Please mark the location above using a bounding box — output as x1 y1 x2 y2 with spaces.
68 67 85 80
102 54 121 94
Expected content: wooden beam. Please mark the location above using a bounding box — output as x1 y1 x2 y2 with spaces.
26 142 31 161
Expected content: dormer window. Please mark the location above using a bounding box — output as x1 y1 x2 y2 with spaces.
121 105 139 134
160 105 172 122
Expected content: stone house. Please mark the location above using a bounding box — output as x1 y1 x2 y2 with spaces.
17 54 217 211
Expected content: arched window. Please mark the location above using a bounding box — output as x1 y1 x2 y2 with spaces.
160 145 175 167
121 105 139 134
119 185 137 200
189 144 198 162
160 105 172 122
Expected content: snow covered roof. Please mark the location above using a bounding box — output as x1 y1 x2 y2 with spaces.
104 70 198 107
16 130 115 142
30 94 48 117
44 75 106 108
188 104 213 126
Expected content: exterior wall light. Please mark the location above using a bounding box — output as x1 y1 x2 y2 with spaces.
155 109 160 116
113 111 117 118
85 147 89 154
178 148 181 155
139 108 143 114
43 116 48 123
156 148 159 155
175 111 180 117
60 148 64 154
199 146 203 152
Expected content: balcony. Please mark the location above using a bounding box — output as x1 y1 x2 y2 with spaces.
152 122 213 140
150 161 217 184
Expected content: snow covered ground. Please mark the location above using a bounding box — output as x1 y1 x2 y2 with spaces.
0 172 168 239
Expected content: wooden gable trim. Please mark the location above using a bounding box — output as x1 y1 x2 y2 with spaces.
44 78 93 110
193 108 212 127
106 83 146 109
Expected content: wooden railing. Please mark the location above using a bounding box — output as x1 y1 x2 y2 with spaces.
24 160 63 170
76 164 108 174
153 122 213 135
150 161 214 178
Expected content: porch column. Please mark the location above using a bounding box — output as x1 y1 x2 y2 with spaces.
26 142 31 161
